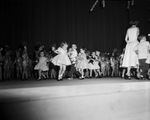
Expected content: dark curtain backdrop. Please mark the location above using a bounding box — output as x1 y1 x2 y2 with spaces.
1 0 150 52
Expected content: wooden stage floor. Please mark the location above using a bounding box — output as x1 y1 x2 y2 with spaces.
0 77 149 89
0 77 150 103
0 78 150 120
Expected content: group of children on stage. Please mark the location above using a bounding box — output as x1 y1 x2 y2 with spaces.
1 34 150 81
0 43 121 81
34 43 124 81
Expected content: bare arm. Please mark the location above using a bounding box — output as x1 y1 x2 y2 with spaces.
134 44 139 55
54 48 61 54
148 42 150 53
125 29 129 43
136 27 140 37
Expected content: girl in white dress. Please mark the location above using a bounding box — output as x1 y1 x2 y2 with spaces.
52 42 71 80
34 51 49 80
122 21 139 79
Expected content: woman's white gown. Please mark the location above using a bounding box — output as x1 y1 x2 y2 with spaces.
122 27 139 68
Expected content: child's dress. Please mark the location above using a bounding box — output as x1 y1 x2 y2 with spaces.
88 56 100 70
52 47 71 66
76 53 87 69
93 56 100 70
34 57 49 71
87 56 94 70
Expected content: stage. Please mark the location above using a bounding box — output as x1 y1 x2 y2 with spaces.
0 78 150 120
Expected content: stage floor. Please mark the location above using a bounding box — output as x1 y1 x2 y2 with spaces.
0 77 150 103
0 78 150 120
0 77 149 89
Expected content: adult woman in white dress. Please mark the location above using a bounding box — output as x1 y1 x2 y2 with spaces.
122 21 139 79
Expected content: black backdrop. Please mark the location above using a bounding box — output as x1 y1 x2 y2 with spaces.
1 0 150 52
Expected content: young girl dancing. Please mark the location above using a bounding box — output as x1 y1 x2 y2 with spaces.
34 50 49 80
76 47 87 79
52 42 71 81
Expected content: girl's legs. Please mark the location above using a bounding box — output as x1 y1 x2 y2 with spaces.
58 65 62 78
85 69 89 78
108 68 110 76
78 68 82 75
121 68 126 78
81 69 85 78
41 71 46 79
94 69 98 77
61 65 66 78
46 71 49 78
58 65 66 80
89 69 93 77
96 69 101 77
101 67 105 77
38 69 42 80
58 65 63 80
111 67 114 77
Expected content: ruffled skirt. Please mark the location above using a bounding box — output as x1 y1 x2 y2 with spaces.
34 63 49 71
52 54 71 66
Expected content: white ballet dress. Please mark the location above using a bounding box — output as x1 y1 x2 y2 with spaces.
122 27 139 68
52 47 71 66
34 57 49 71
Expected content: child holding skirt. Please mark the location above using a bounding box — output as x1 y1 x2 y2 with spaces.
52 42 71 81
